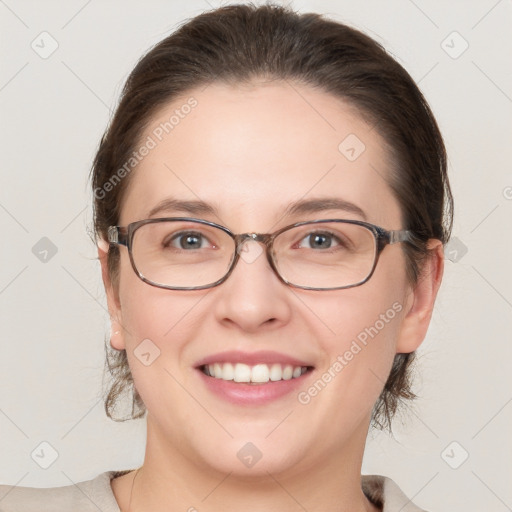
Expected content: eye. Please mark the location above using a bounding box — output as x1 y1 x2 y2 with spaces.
165 231 212 250
296 231 348 250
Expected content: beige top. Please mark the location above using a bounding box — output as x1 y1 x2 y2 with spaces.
0 471 428 511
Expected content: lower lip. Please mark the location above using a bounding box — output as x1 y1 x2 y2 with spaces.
197 369 313 405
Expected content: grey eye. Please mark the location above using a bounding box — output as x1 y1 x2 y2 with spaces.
166 231 209 250
297 231 342 250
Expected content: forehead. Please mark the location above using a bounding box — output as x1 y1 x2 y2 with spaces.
120 81 402 230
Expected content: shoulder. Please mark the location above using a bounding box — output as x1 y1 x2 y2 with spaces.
362 474 430 512
0 471 128 512
1 471 429 512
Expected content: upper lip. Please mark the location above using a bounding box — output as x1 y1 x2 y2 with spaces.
194 350 314 368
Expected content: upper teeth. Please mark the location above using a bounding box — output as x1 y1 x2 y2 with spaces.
203 363 307 383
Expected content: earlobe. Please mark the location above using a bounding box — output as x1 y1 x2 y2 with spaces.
98 242 126 351
395 239 444 354
109 320 125 351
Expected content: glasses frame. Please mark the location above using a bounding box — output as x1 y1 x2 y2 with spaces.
107 217 416 291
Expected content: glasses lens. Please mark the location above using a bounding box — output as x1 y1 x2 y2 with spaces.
272 222 377 289
131 220 235 288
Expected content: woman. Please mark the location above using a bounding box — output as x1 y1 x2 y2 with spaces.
0 4 451 511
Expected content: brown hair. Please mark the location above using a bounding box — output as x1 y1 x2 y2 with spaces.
91 3 453 431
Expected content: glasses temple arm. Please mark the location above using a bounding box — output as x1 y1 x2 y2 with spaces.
107 226 129 246
387 229 421 244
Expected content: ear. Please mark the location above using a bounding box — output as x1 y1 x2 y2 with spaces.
396 239 444 354
98 240 126 351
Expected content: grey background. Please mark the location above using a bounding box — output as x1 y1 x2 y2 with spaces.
1 1 511 510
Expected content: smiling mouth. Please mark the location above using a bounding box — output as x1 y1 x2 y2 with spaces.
200 362 313 384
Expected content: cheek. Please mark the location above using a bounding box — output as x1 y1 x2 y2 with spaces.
116 260 200 397
117 253 202 342
314 289 403 384
312 249 408 357
295 293 403 442
301 255 408 414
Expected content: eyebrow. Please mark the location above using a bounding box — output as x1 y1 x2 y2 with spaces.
148 198 217 218
147 197 367 222
283 197 367 221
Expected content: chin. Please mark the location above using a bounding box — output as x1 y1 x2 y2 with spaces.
188 429 311 478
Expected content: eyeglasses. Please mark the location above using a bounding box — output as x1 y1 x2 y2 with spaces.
107 217 415 291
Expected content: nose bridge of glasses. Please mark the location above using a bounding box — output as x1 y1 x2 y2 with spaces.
231 233 275 267
234 232 273 249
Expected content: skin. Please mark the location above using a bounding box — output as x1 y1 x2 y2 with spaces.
99 80 444 512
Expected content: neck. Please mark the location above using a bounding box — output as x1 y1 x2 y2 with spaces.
125 415 379 512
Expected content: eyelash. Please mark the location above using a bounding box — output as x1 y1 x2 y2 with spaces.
164 230 348 251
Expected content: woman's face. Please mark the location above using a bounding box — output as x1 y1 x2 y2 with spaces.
105 80 426 477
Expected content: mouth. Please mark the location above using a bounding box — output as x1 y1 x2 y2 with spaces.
200 362 312 385
194 350 315 405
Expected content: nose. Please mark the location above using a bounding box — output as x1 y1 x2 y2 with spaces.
212 239 292 333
